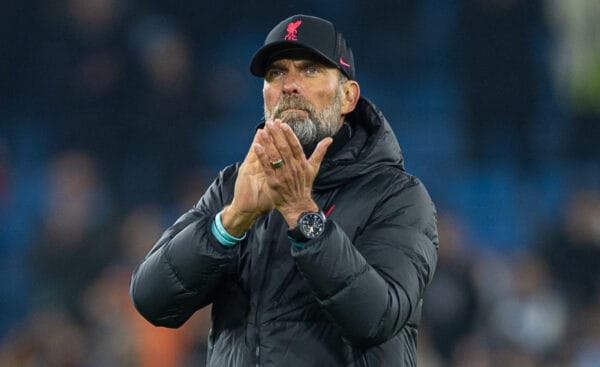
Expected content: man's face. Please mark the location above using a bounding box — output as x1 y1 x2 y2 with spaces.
263 51 345 148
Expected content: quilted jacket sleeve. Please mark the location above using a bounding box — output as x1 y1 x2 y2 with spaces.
292 176 438 347
129 165 238 328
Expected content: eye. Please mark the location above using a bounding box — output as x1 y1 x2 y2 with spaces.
266 68 284 79
305 66 319 74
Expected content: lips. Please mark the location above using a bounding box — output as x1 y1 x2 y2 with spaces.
282 108 308 113
275 107 310 120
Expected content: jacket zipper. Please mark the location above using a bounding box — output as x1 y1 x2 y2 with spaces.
253 214 279 366
353 348 369 367
254 253 265 367
361 353 369 367
253 193 336 367
255 344 260 367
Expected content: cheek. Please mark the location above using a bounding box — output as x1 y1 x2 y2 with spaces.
313 89 338 111
263 87 279 111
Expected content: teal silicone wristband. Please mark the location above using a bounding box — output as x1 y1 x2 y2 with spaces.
211 220 236 246
211 211 247 247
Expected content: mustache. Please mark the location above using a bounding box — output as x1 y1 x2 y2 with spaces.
272 95 315 118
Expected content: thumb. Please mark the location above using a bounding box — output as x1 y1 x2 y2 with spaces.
308 137 333 169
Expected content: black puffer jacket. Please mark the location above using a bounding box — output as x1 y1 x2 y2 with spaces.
130 97 439 366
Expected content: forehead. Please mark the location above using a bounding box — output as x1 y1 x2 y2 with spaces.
266 48 336 69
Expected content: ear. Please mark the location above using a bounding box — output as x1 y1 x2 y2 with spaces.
340 79 360 115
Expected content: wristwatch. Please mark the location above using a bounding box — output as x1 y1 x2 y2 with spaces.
287 210 327 243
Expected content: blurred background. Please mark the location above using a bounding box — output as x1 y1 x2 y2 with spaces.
1 0 600 366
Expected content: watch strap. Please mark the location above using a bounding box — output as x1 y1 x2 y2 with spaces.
287 225 308 243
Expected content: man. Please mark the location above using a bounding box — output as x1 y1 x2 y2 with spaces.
130 14 438 366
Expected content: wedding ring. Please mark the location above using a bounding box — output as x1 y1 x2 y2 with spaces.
270 159 284 169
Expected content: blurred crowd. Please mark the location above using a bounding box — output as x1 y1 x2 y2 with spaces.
1 0 600 366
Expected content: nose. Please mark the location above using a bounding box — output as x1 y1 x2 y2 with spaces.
281 71 300 95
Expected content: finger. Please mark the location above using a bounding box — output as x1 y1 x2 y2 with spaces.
267 119 294 161
251 129 262 143
253 143 276 173
248 129 262 153
280 122 305 160
308 137 333 168
244 130 263 160
258 126 283 163
254 143 285 191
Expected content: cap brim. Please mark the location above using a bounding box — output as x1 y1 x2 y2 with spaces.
250 41 337 77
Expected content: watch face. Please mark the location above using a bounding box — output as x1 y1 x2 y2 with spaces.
299 212 325 239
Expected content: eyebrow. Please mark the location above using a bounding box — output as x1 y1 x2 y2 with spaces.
268 59 325 70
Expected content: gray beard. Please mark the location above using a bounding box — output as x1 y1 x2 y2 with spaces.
264 90 343 148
